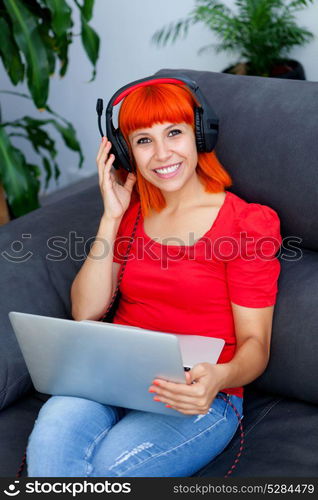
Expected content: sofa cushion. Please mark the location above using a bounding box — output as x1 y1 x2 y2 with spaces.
0 392 49 477
197 387 318 477
249 249 318 404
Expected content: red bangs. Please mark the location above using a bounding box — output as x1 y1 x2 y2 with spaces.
118 83 196 138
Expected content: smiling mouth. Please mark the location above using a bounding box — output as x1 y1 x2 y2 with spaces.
153 162 181 174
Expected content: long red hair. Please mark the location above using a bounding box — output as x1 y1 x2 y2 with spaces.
116 82 232 217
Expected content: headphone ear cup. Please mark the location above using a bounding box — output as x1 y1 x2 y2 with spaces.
116 130 130 158
194 107 206 153
114 130 133 172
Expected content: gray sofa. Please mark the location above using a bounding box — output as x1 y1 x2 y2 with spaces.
1 68 318 477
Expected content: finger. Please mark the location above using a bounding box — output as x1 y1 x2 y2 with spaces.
185 371 192 385
160 400 207 415
153 394 199 410
151 379 198 397
96 138 112 165
101 154 116 185
165 396 210 414
151 391 204 413
97 147 113 186
96 137 107 161
150 385 207 411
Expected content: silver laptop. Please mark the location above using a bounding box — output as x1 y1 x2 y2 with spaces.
9 311 225 418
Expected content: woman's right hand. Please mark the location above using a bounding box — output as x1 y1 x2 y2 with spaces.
96 137 137 220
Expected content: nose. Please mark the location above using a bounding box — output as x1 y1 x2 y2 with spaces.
153 138 172 162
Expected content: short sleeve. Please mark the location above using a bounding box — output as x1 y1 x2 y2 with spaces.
112 201 139 264
226 203 282 307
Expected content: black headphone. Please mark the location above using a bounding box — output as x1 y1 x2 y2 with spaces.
96 74 219 173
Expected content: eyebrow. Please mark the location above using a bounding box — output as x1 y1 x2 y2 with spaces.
131 123 179 139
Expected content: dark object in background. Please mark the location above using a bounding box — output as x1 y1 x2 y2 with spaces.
223 59 306 80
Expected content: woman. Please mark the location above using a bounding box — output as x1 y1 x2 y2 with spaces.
27 81 282 477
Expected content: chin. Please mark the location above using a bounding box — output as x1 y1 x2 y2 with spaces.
158 181 185 192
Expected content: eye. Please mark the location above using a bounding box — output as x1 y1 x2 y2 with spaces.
168 129 182 137
136 137 151 145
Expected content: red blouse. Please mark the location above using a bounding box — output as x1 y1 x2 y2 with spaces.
112 191 282 398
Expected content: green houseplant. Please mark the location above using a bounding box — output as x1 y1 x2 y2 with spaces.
0 0 100 219
152 0 314 78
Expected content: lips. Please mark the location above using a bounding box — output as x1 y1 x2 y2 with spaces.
152 162 183 179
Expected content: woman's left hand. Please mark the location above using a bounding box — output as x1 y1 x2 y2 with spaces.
148 362 224 415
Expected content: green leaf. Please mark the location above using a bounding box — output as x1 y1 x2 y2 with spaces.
289 0 313 8
80 14 99 81
4 0 50 108
42 0 73 37
5 100 84 169
2 106 83 203
0 17 24 85
152 19 196 46
52 31 71 77
0 126 40 217
82 0 94 21
49 120 84 168
4 116 58 159
12 112 84 169
28 163 41 180
37 20 57 76
6 119 60 191
6 114 84 169
42 155 52 188
54 161 60 181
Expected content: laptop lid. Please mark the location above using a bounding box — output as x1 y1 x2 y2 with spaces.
80 321 225 368
9 311 224 417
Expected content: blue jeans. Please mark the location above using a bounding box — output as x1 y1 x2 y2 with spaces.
27 392 243 477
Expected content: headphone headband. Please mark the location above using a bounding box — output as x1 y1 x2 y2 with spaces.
112 78 189 106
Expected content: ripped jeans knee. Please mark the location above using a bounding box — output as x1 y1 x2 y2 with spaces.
89 393 243 477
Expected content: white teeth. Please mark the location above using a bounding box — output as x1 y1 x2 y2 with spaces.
154 163 180 174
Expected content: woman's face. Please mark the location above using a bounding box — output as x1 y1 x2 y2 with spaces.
128 122 198 192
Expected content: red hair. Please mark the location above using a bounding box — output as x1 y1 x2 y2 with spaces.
116 83 232 217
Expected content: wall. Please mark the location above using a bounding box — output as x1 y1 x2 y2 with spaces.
0 0 317 197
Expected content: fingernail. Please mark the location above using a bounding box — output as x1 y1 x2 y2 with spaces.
153 397 161 402
148 389 155 393
165 405 171 408
153 380 160 386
